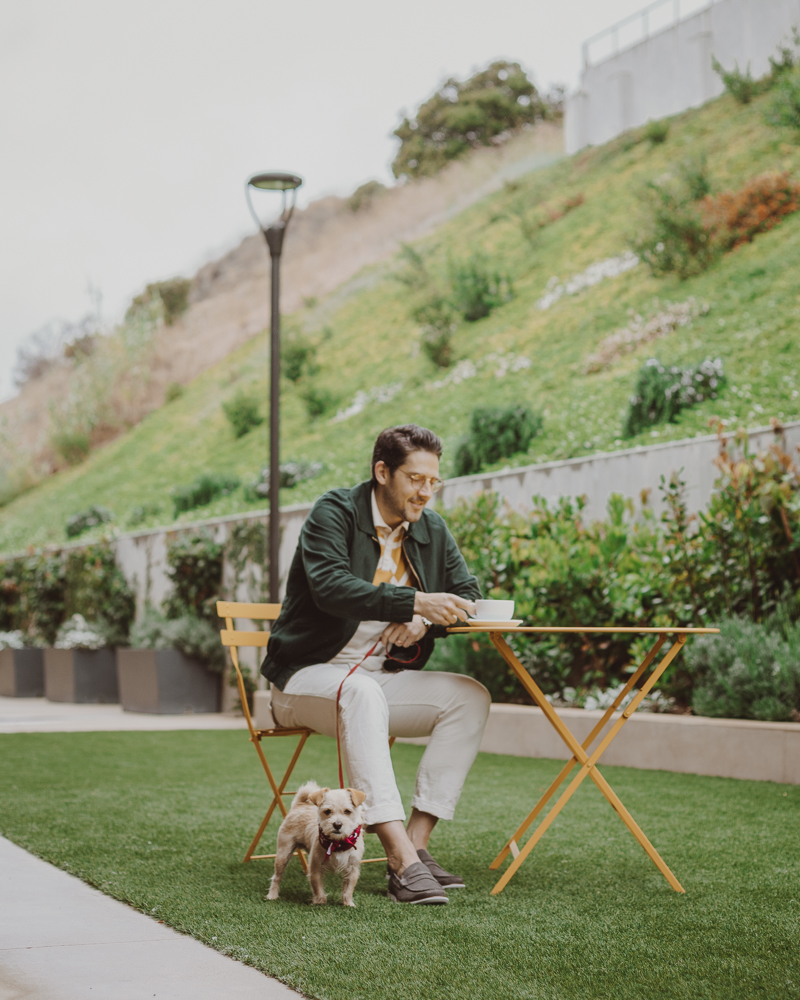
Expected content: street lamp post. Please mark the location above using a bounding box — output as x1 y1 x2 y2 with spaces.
245 171 303 604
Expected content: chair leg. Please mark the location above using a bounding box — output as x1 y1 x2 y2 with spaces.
246 732 310 872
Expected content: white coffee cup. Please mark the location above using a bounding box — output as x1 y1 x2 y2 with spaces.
474 599 515 621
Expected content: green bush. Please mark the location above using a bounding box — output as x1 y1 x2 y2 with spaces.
643 118 670 143
282 336 318 382
63 543 135 645
171 473 240 515
427 631 526 701
165 382 184 403
222 389 264 438
162 531 223 623
623 357 725 437
52 428 91 466
300 383 338 420
126 502 162 527
685 615 800 721
449 254 513 322
454 406 543 476
411 295 457 367
632 180 715 279
65 505 114 538
442 428 800 707
347 180 386 212
712 56 759 104
765 65 800 133
392 60 552 180
680 154 712 200
126 277 191 326
130 609 225 671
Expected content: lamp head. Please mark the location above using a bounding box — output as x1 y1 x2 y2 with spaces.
247 172 303 192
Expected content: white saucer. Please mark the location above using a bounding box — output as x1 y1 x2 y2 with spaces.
466 619 523 628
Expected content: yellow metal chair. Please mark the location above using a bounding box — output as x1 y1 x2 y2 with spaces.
217 600 390 870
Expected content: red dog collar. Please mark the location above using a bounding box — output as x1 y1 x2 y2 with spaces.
319 825 362 858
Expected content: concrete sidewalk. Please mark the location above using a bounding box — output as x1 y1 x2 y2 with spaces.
0 836 298 999
0 697 248 735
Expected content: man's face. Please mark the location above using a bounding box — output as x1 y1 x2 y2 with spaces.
374 449 441 525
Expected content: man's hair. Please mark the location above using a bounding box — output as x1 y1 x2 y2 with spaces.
371 424 442 484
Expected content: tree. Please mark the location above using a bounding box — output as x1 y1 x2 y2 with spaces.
392 61 553 180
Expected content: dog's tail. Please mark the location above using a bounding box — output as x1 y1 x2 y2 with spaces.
291 780 321 809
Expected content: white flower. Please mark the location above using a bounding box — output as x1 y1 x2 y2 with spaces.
0 631 25 650
536 252 640 310
55 614 106 650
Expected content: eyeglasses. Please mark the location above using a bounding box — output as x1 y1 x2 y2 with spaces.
396 469 444 493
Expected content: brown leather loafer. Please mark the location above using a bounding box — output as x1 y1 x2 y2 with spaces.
386 861 449 904
417 848 466 889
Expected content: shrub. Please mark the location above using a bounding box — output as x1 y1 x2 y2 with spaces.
711 56 759 104
165 381 184 403
222 389 264 438
449 254 513 322
704 171 800 249
634 170 800 278
392 60 552 180
643 118 670 143
441 425 800 707
684 616 800 721
66 505 114 538
55 613 108 650
244 461 324 501
679 154 712 200
162 531 223 623
454 406 543 476
171 473 240 515
632 181 714 279
623 358 725 437
52 428 92 466
63 543 135 645
282 336 318 382
127 502 162 527
412 295 457 368
347 180 386 212
765 66 800 132
300 383 338 420
126 277 191 326
130 609 225 671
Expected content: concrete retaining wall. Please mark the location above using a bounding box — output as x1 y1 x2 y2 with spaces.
407 702 800 784
565 0 800 153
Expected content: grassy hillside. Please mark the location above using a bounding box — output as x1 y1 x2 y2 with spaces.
2 87 800 553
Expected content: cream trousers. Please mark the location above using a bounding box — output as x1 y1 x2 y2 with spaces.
271 662 491 825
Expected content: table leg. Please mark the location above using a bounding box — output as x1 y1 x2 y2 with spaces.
488 633 687 895
489 635 666 870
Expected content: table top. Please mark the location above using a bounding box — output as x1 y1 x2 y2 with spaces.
449 625 720 634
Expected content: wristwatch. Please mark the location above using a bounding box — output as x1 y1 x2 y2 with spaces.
421 617 433 629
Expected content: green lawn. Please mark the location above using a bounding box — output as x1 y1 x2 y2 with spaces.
1 730 798 999
3 87 800 554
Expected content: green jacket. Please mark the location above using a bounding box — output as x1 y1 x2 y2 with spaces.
262 480 481 689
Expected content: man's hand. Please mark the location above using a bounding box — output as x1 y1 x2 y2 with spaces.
413 592 476 626
381 615 429 649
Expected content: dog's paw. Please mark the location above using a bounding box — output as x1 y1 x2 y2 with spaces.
342 898 356 908
311 894 328 905
266 889 280 901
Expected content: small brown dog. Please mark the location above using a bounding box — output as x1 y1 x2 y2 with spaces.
267 780 366 907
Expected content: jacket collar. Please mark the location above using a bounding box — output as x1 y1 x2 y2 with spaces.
352 480 431 544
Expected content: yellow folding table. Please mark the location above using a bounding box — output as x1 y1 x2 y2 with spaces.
448 625 719 895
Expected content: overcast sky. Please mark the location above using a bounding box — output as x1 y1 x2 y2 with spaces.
1 0 662 401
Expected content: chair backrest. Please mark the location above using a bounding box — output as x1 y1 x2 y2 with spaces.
217 601 281 735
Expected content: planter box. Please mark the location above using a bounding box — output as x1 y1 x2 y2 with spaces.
117 649 221 715
398 703 800 785
44 648 119 704
0 648 45 697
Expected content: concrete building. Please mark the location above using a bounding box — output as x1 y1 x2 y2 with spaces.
565 0 800 154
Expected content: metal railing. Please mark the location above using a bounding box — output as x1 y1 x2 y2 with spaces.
582 0 720 67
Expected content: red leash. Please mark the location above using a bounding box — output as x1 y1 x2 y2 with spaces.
335 640 420 788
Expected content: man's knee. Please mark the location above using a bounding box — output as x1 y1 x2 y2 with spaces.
339 673 388 717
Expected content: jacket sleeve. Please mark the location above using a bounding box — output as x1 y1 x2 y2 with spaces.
428 522 483 639
300 495 416 623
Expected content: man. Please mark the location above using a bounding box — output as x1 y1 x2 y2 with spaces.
263 424 490 905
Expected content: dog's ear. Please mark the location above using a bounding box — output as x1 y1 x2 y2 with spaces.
347 788 366 807
309 788 329 806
